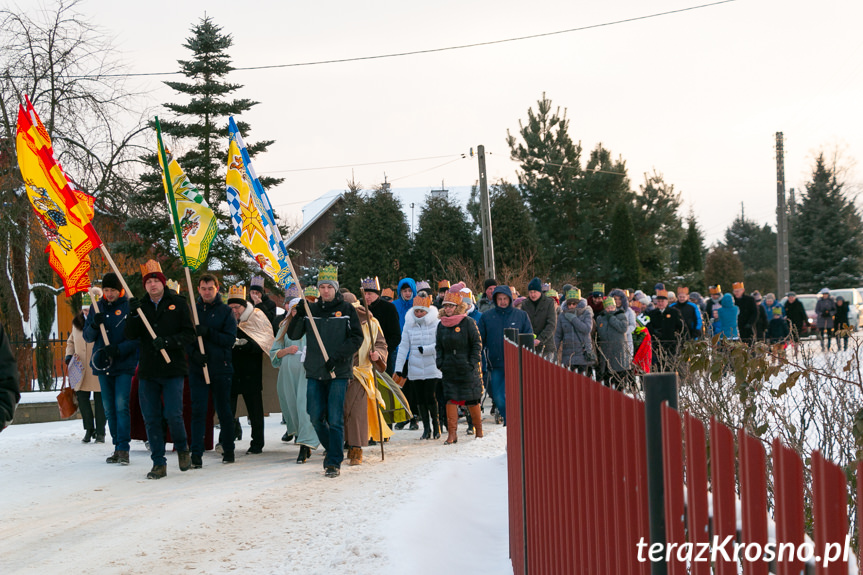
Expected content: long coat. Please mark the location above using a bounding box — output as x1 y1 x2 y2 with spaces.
436 315 482 402
522 295 557 354
65 324 100 392
270 325 318 448
596 310 632 373
815 296 837 329
553 303 595 367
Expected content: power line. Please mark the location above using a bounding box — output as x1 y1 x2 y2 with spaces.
59 1 737 79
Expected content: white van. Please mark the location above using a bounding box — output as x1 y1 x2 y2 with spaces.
831 288 862 329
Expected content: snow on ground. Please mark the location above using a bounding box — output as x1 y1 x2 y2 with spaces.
0 414 512 575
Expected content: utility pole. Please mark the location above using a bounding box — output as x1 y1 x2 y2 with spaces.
775 132 790 295
475 145 496 280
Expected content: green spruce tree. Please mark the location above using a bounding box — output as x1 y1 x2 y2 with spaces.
678 212 705 273
412 194 475 280
789 153 863 291
632 171 685 284
123 16 282 284
606 203 641 288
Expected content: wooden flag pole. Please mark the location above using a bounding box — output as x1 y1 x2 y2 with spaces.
184 267 210 384
99 244 171 364
88 291 111 347
281 256 336 379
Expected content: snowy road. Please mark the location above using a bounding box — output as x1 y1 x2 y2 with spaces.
1 414 512 575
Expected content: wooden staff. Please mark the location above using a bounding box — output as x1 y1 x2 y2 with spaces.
184 267 210 384
281 257 336 379
99 244 171 363
360 286 385 461
87 288 110 347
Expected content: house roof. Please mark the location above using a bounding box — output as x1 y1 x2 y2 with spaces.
284 193 344 249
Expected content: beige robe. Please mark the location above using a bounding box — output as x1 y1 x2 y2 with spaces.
65 326 99 392
344 310 390 446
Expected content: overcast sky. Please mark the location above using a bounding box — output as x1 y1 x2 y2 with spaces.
52 0 863 243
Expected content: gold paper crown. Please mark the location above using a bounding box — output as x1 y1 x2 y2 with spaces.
140 259 163 277
592 283 605 294
709 285 722 295
82 292 93 307
166 279 181 293
566 288 581 301
443 291 463 306
361 277 380 291
546 289 559 299
677 286 689 295
304 285 319 298
228 285 246 300
438 280 450 290
318 265 338 283
413 295 432 308
732 282 744 290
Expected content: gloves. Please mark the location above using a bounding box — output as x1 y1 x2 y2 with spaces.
104 345 119 359
293 303 307 318
64 355 72 366
234 338 248 347
92 313 106 326
324 358 336 373
396 371 406 379
417 346 424 355
152 336 167 351
191 349 209 365
195 325 210 338
128 297 141 314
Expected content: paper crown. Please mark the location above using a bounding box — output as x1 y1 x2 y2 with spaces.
416 280 431 292
361 277 380 291
709 285 722 295
592 283 605 294
166 279 181 293
285 283 302 299
250 275 265 289
732 282 744 290
655 289 669 298
442 291 463 305
82 292 93 307
459 287 474 304
565 288 581 301
772 306 782 316
318 265 339 283
603 296 616 308
228 285 246 300
140 259 163 277
438 280 450 290
546 289 559 300
413 295 432 308
304 285 319 298
677 286 689 295
381 288 394 299
541 282 551 292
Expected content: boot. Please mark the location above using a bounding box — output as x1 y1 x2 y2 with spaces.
409 417 419 431
466 407 474 435
117 451 129 465
468 404 484 438
419 404 431 439
297 445 311 464
82 430 93 444
444 403 458 444
347 447 363 466
178 450 192 472
431 403 441 439
146 465 167 479
234 419 243 441
106 451 119 464
191 454 203 469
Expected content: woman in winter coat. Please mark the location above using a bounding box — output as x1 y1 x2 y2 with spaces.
436 290 483 444
609 288 636 356
553 289 595 376
716 293 740 340
270 298 319 464
834 295 851 352
66 306 105 443
595 296 632 391
814 288 837 351
395 296 442 439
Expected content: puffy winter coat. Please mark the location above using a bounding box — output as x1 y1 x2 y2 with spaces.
553 301 594 367
477 285 533 371
596 309 631 373
717 293 740 339
287 291 364 380
609 289 636 353
436 315 482 402
395 306 442 380
815 296 837 329
83 294 139 376
522 294 557 354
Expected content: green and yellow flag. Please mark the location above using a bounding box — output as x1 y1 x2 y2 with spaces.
155 117 217 270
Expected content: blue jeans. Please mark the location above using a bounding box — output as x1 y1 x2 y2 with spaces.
139 376 187 466
98 373 132 451
189 370 234 457
306 378 348 469
488 368 506 425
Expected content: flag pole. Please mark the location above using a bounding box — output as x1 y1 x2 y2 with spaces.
155 116 210 383
99 244 171 363
88 291 110 347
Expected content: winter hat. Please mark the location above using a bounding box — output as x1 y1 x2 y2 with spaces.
102 272 122 292
819 287 830 295
527 277 542 292
250 275 265 294
654 282 665 292
765 292 776 301
786 292 796 298
562 283 573 294
317 265 339 291
459 286 475 305
483 278 498 290
140 259 167 287
603 296 616 310
287 297 302 311
449 281 466 293
751 290 762 302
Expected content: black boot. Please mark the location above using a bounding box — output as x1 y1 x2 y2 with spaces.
297 445 311 464
82 430 93 443
234 419 243 441
430 402 441 440
419 404 430 439
409 416 419 431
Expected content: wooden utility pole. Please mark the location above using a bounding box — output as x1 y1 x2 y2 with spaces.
775 132 791 295
476 145 496 280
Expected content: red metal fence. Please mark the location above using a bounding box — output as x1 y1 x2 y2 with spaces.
505 338 860 575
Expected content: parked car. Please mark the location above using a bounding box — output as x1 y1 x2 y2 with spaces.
781 294 818 338
834 288 863 329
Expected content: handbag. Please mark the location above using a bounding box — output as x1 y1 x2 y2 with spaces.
57 380 78 419
68 354 85 391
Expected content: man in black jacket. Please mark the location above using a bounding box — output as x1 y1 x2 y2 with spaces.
647 289 685 371
784 292 807 343
732 282 758 344
362 276 400 375
0 321 19 432
288 266 363 478
187 274 237 466
125 260 195 479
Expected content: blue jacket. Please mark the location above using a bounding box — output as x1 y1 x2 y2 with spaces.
717 293 740 340
83 295 139 375
187 296 237 376
478 285 533 371
394 277 417 333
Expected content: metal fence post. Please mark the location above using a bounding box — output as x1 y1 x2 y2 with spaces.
644 372 678 575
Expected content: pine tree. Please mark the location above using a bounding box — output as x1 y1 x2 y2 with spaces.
412 194 475 280
122 16 282 284
606 203 641 288
678 212 705 274
721 211 776 292
704 247 744 295
632 171 685 283
484 182 539 273
789 153 863 292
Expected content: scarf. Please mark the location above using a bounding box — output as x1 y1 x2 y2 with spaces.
440 314 466 328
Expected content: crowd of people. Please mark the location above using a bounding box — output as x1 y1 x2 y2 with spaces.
1 261 851 479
